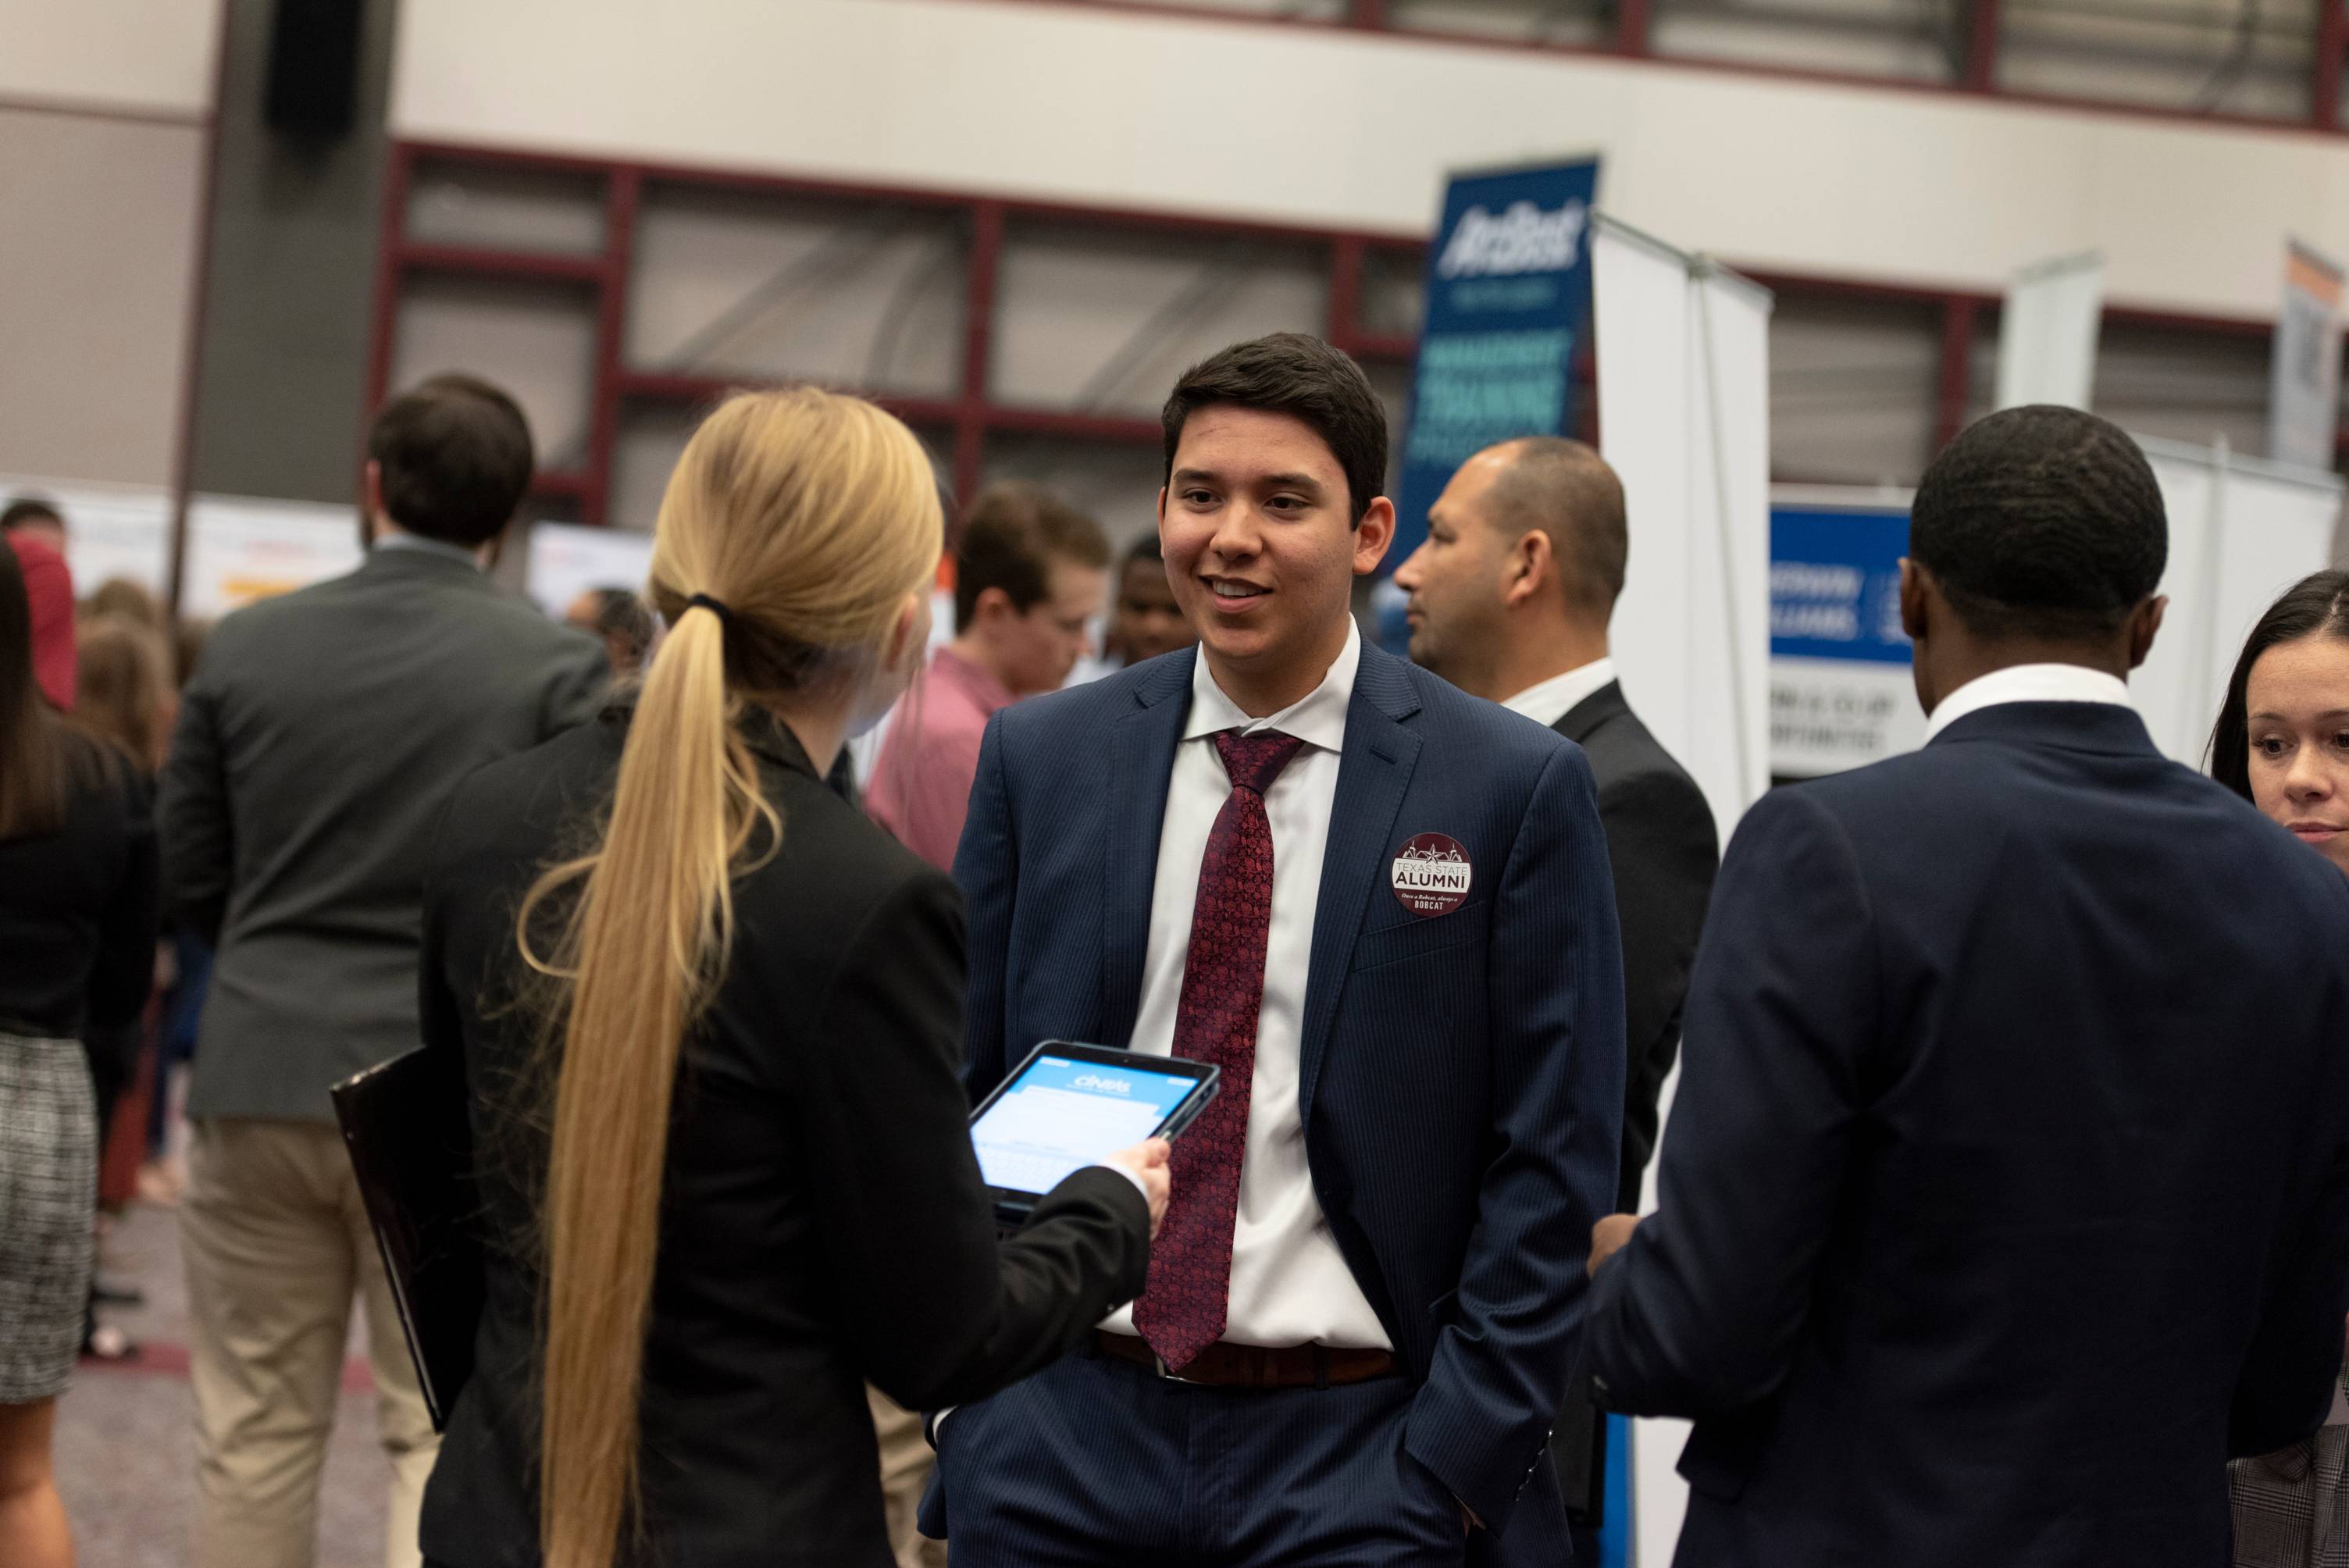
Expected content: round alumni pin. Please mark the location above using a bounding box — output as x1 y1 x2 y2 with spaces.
1391 832 1471 918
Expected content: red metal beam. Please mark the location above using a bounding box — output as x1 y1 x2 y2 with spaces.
2316 0 2347 130
583 169 640 526
1934 295 1978 453
362 146 414 417
1328 237 1364 354
1616 0 1651 56
955 201 1007 511
164 0 237 616
1963 0 2000 93
1349 331 1419 364
396 243 604 285
982 406 1161 444
617 369 965 427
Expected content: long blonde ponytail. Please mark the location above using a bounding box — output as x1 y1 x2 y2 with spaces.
519 388 942 1568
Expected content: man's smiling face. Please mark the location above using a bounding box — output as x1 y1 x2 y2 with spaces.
1157 404 1387 690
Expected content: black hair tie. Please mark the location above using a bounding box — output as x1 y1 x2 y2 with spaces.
686 593 734 628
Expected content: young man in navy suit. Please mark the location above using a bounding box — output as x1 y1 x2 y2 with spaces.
922 333 1625 1566
1582 406 2349 1568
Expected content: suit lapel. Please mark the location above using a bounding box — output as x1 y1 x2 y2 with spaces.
1296 646 1422 1130
1100 650 1195 1046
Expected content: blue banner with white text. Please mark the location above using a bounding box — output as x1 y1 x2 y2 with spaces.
1389 159 1601 569
1768 501 1922 776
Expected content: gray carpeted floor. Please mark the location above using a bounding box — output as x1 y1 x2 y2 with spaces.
55 1202 391 1568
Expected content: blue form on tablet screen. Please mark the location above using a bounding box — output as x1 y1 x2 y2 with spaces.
971 1046 1216 1199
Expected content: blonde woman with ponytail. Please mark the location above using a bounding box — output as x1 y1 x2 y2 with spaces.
408 389 1168 1568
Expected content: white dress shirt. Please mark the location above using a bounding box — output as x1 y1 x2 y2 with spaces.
1500 657 1618 731
1921 661 2133 745
1103 621 1391 1351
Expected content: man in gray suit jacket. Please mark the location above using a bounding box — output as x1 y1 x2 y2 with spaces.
159 376 608 1568
1392 435 1718 1560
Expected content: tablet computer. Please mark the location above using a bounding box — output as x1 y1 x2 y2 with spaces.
970 1042 1219 1229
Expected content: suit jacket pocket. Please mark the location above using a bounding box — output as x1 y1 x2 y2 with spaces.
1352 907 1488 973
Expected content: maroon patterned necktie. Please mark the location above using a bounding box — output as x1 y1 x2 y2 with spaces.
1132 729 1306 1371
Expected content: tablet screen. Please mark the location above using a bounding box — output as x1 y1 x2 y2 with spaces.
971 1053 1203 1196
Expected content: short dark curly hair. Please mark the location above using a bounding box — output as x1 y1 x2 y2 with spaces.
1161 333 1388 526
1910 405 2168 642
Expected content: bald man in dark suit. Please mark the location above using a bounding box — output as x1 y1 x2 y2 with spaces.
1392 436 1717 1554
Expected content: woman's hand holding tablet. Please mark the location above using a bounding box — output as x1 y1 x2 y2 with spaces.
1100 1139 1172 1238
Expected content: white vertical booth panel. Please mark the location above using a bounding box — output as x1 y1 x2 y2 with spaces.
1594 215 1773 1568
1994 251 2105 412
2133 440 2342 766
1594 216 1773 853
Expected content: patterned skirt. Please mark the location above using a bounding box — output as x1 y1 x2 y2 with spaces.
0 1029 95 1403
2231 1370 2349 1568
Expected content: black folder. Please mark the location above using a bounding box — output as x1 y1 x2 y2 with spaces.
330 1045 484 1432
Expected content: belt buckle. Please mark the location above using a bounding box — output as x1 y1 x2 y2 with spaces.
1150 1352 1194 1384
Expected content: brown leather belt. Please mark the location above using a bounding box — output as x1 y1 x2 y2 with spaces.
1093 1331 1399 1389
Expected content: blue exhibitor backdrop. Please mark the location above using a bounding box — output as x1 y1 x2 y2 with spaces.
1391 158 1601 568
1769 504 1912 665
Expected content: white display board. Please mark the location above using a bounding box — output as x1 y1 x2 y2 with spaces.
525 520 656 617
1994 251 2105 412
1593 214 1773 852
2133 437 2344 768
1593 214 1774 1566
181 495 362 619
0 472 173 598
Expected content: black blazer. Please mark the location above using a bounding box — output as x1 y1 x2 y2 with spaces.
1546 681 1716 1525
1585 702 2349 1568
0 739 159 1039
1554 681 1718 1213
414 707 1151 1568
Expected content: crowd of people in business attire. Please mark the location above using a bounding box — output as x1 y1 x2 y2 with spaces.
1 330 2347 1568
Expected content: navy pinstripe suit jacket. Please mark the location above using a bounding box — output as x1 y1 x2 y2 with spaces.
953 640 1626 1534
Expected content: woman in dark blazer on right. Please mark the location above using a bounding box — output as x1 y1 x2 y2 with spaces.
415 388 1167 1568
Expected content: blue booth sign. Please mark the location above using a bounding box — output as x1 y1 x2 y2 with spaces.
1391 158 1600 568
1769 505 1912 665
1768 501 1923 777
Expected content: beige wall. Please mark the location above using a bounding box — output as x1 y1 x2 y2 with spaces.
0 106 208 486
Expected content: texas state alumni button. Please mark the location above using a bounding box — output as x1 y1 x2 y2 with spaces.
1390 832 1471 918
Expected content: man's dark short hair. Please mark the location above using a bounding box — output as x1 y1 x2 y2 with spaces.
1487 437 1627 615
366 374 535 547
954 482 1110 632
1 497 64 533
1909 405 2168 643
1121 533 1163 574
1161 333 1388 525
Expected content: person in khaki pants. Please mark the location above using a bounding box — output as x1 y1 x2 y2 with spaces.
159 376 608 1568
178 1123 438 1566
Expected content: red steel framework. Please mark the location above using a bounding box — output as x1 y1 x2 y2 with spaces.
365 137 2326 529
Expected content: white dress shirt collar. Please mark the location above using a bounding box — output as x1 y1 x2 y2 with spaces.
1501 657 1617 732
1183 620 1360 754
1922 661 2133 745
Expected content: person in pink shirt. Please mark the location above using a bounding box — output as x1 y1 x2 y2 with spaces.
868 482 1109 875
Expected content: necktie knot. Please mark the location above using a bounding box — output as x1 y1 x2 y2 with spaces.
1213 730 1305 796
